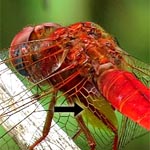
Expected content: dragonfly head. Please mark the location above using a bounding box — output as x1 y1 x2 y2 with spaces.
9 23 61 80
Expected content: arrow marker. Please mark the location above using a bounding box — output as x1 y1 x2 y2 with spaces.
54 103 83 116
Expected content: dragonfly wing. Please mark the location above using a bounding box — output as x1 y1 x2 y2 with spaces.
121 52 150 87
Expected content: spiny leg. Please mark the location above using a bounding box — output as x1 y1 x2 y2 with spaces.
29 90 57 150
75 114 96 150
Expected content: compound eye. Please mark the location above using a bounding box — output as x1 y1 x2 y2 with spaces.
10 26 34 48
30 23 61 40
9 23 62 78
34 25 45 38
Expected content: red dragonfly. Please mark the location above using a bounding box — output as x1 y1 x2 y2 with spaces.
0 22 149 150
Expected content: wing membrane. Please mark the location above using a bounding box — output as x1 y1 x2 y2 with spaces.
121 52 150 87
0 44 149 150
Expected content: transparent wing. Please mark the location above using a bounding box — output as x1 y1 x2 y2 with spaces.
0 50 80 150
0 45 149 150
120 51 150 87
0 50 84 150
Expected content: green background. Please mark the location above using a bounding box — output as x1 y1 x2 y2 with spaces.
0 0 149 150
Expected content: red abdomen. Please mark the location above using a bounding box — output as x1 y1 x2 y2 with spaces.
98 69 150 130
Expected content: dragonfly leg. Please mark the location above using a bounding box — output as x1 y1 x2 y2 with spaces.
72 128 82 140
112 133 118 150
76 114 96 150
29 90 57 150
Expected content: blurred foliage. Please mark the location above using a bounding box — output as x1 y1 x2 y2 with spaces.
90 0 149 63
0 0 149 150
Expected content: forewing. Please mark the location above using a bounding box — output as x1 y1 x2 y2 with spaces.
0 49 80 150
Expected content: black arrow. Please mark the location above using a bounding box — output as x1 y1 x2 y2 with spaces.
54 103 83 116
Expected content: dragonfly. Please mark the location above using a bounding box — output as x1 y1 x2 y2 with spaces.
0 22 149 150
